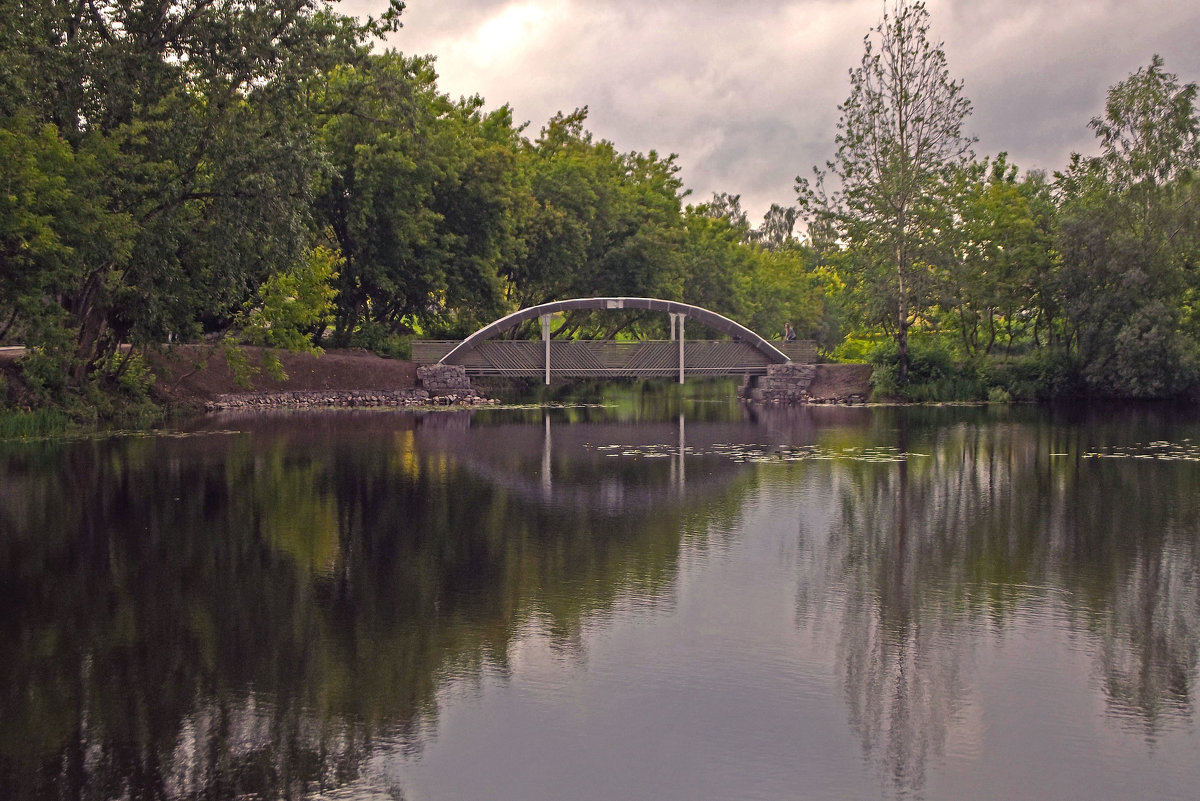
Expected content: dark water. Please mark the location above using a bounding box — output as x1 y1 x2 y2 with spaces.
2 391 1199 800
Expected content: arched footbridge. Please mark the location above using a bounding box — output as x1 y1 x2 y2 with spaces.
412 297 816 383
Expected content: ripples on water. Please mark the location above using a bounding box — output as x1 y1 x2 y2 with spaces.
1 399 1199 800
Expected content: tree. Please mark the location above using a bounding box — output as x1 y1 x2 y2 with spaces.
737 246 828 343
937 155 1054 357
0 0 397 387
315 52 526 342
681 207 756 317
503 108 687 338
0 120 131 352
1090 55 1200 192
799 1 974 381
1053 56 1200 396
699 192 751 234
755 203 800 251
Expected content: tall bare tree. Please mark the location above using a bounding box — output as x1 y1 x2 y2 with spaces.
800 1 974 381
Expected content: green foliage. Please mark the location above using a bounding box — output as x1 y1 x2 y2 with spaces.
316 54 523 342
262 352 288 383
221 341 258 391
979 351 1085 401
986 386 1012 404
867 336 986 401
0 117 133 354
97 352 156 400
16 348 69 400
505 108 688 329
6 0 1197 412
4 0 844 410
736 245 828 342
2 0 372 387
240 244 340 352
938 156 1055 357
754 203 801 251
799 0 975 382
347 319 413 360
829 336 881 363
1052 56 1200 398
681 207 829 345
12 345 161 427
803 38 1199 401
0 407 74 439
680 209 756 317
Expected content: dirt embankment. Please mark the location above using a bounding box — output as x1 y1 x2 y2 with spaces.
146 345 418 408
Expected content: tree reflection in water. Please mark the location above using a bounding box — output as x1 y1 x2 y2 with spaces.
2 403 1199 800
799 409 1200 795
0 408 753 800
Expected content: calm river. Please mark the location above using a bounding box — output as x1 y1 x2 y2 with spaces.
3 389 1199 800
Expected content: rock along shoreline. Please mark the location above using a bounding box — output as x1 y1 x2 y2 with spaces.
204 388 497 411
201 364 875 410
196 362 490 411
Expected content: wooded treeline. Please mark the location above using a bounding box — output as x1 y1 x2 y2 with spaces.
1 0 1197 406
0 0 824 407
799 3 1199 400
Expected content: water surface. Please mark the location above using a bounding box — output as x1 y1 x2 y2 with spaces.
2 396 1199 800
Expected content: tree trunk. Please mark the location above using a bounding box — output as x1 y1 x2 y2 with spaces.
603 313 642 340
896 235 910 384
550 311 578 338
0 307 17 341
70 270 111 384
72 306 108 384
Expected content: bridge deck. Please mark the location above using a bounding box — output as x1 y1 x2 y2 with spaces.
413 339 816 377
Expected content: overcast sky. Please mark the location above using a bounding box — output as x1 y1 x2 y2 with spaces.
340 0 1200 221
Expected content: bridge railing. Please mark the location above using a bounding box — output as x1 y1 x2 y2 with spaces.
412 339 816 375
777 341 818 363
411 340 464 364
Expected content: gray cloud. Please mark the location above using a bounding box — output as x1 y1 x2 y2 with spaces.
342 0 1200 220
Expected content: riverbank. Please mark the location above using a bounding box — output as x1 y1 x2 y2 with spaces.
3 345 875 425
144 346 501 410
145 345 418 405
146 346 876 408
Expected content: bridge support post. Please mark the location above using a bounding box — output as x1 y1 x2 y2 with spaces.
541 314 551 385
672 313 685 384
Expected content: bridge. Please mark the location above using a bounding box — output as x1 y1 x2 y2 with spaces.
412 297 815 384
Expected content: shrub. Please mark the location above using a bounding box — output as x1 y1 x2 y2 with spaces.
96 352 156 399
866 337 985 401
17 348 68 399
981 350 1086 401
987 386 1012 404
828 336 885 363
349 320 412 360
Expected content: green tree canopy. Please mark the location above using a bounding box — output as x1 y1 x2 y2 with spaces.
503 108 688 339
314 52 526 342
0 0 398 387
1053 56 1200 396
937 155 1055 357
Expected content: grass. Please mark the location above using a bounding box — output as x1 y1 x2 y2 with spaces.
0 407 76 439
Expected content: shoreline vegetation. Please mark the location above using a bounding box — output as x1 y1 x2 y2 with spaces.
5 337 1194 443
3 2 1198 428
0 345 883 439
